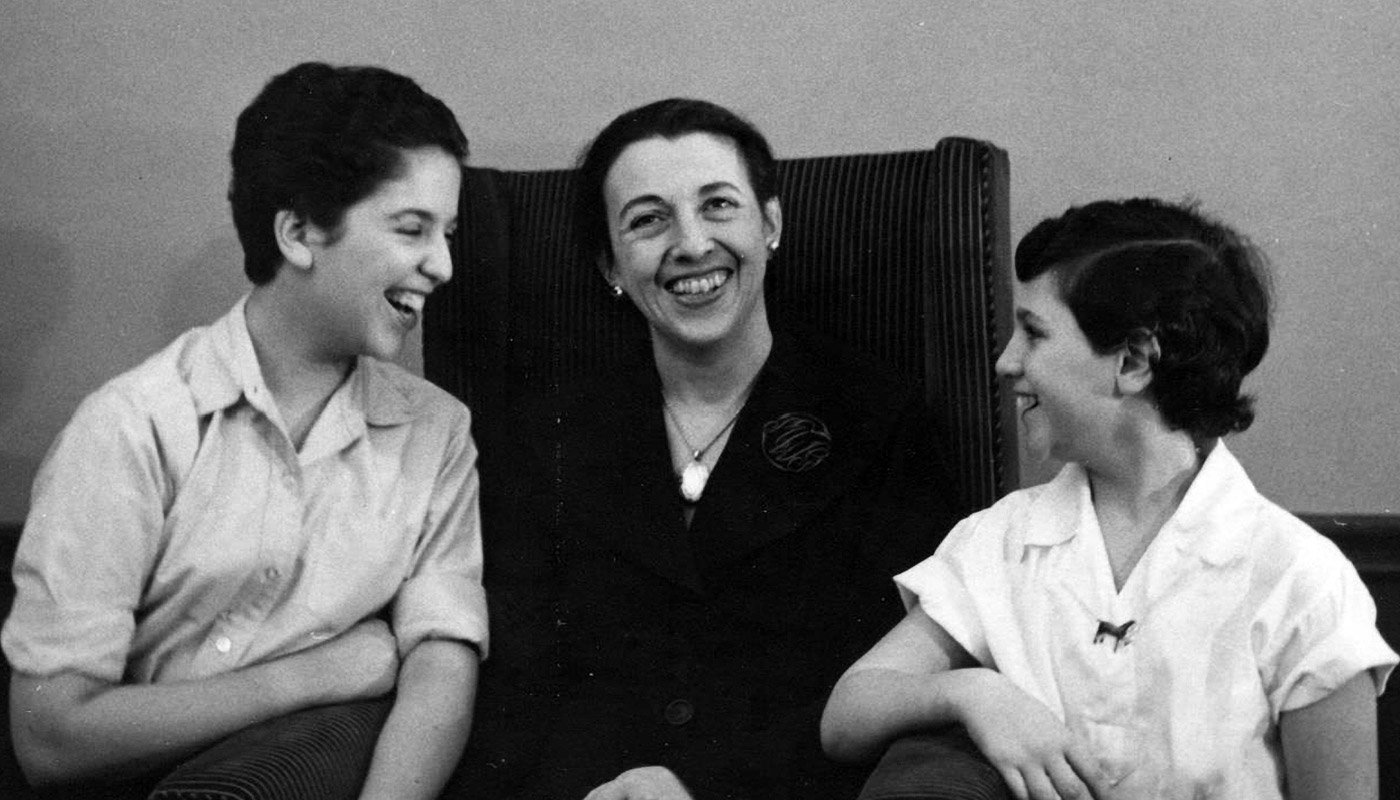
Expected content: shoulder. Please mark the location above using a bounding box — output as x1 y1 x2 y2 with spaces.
362 358 472 427
72 327 207 433
1239 497 1360 601
939 480 1058 556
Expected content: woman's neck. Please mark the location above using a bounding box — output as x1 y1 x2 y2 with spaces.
653 318 773 408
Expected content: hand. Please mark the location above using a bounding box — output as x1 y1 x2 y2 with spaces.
297 618 400 704
959 671 1104 800
582 766 694 800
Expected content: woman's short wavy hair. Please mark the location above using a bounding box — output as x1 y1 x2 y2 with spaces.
1016 198 1273 440
573 98 777 264
228 62 468 285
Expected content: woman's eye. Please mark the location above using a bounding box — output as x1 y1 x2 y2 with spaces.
397 227 424 238
626 213 663 231
703 197 738 213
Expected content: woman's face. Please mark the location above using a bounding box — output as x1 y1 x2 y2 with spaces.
300 146 460 363
995 272 1122 465
599 132 781 353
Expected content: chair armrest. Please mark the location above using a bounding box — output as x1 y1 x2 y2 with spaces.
857 728 1009 800
147 698 392 800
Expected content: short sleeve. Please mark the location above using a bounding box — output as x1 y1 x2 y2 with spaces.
392 403 489 660
893 513 996 667
2 387 168 681
1259 539 1398 717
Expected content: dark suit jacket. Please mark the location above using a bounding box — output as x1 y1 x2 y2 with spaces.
450 329 958 800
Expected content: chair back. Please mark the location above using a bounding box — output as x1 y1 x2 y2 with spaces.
424 137 1016 515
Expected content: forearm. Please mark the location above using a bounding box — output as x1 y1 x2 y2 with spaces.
821 666 996 762
12 656 329 785
359 639 478 800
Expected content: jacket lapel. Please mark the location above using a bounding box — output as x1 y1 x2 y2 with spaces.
690 333 885 572
557 366 706 595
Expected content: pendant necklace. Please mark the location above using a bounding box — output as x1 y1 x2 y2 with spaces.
662 399 746 504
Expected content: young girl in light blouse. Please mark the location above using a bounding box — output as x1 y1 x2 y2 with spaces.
821 198 1396 799
3 63 485 798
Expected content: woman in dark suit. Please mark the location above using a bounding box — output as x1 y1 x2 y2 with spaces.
453 98 961 800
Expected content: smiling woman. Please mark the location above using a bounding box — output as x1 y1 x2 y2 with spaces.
447 98 964 800
601 132 780 360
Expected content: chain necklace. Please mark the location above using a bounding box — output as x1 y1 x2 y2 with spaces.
662 400 746 503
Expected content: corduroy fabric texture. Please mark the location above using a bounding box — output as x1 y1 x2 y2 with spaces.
146 697 392 800
857 731 1011 800
424 139 1014 518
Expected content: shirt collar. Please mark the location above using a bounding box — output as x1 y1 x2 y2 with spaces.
186 295 269 416
184 295 415 428
1017 442 1256 567
1020 461 1093 550
1159 441 1256 566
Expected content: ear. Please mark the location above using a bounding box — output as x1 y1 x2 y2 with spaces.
762 197 783 250
1115 329 1160 397
274 209 319 271
594 250 616 287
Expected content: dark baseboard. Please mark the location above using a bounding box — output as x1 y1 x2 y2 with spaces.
1299 514 1400 575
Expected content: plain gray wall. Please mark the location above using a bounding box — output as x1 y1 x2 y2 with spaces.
1 0 1396 523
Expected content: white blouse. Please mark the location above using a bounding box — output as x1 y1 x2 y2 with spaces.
897 443 1396 799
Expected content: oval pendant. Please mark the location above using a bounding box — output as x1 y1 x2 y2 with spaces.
679 460 710 503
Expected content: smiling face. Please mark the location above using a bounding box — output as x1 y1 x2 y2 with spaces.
996 271 1123 465
599 132 781 354
301 146 461 362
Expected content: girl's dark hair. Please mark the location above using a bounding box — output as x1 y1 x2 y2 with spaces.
228 62 468 284
1017 198 1272 439
573 98 777 264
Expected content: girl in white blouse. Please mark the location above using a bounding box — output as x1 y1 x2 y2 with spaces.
821 198 1396 800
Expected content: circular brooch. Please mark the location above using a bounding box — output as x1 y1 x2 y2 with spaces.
761 412 832 473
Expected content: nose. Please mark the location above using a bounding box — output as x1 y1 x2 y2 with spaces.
420 230 454 286
994 332 1022 379
670 211 713 261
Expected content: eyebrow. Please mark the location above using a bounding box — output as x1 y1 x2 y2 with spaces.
698 181 740 195
1014 308 1044 326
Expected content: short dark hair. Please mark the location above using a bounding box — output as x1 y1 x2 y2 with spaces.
228 62 468 284
1016 198 1272 440
573 98 777 264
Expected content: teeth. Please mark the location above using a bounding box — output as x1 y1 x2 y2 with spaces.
385 290 424 314
669 270 730 296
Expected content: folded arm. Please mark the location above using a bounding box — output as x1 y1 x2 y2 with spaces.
10 618 398 786
821 607 1104 800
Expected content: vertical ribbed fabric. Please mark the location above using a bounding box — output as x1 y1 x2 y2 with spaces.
146 698 392 800
425 139 1012 515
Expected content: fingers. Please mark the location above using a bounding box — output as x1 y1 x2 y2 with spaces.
997 766 1029 800
1000 759 1095 800
1046 756 1094 800
1064 739 1107 798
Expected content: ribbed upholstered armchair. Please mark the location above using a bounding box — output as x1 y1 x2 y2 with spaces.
424 138 1015 800
426 138 1015 519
